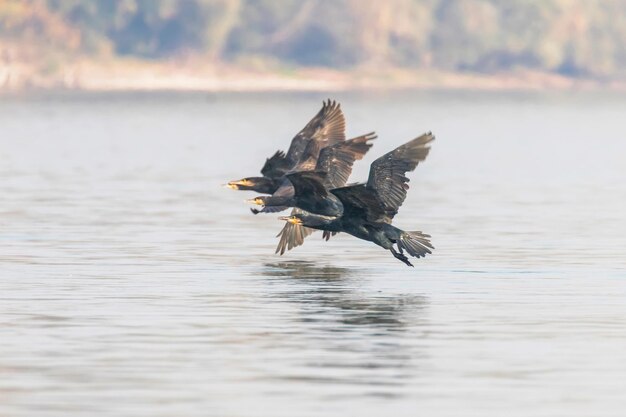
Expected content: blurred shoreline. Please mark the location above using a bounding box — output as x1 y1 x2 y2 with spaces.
2 60 625 95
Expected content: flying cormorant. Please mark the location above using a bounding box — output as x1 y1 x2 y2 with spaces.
276 133 435 266
251 132 377 253
226 100 346 194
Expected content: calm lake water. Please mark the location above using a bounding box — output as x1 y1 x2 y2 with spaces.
1 91 626 416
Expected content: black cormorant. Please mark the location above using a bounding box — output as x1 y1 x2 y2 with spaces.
277 133 434 266
226 100 346 194
249 132 377 253
247 132 376 214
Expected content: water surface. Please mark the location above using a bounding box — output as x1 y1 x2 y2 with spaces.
1 91 626 416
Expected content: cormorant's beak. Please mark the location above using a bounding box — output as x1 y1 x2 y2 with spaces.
245 198 264 206
279 216 302 225
226 179 252 189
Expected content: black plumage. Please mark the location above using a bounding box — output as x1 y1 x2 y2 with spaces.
227 100 346 193
251 133 376 214
278 133 434 266
251 132 377 254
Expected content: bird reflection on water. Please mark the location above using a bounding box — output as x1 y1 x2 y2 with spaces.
259 262 429 392
263 261 429 328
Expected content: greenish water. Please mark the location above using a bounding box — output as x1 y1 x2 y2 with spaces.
1 91 626 416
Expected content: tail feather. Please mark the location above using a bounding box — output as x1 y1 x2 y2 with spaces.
397 231 434 259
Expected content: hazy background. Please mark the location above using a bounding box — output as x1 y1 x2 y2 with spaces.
2 0 626 91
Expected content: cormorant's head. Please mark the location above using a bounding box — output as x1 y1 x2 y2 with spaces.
226 177 275 193
245 196 267 206
226 177 255 190
278 215 303 225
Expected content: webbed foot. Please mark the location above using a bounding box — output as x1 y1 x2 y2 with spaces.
391 247 413 267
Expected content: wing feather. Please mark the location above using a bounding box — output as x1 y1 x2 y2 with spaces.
285 171 328 198
315 132 376 189
260 150 287 178
367 132 434 217
275 208 317 255
284 100 346 168
331 183 389 222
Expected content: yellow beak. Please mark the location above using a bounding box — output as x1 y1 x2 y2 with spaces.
227 179 251 189
245 198 264 205
279 216 302 225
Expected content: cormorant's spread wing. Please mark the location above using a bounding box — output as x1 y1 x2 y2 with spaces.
366 132 434 217
260 150 286 178
284 100 346 168
275 208 316 255
315 132 376 189
285 171 329 198
331 183 389 222
275 209 338 255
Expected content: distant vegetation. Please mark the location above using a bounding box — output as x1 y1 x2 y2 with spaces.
2 0 626 79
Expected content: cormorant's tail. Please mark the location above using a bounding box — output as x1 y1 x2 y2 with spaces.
397 231 434 259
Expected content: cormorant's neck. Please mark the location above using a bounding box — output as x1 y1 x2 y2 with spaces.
265 195 292 207
300 213 340 229
249 177 279 194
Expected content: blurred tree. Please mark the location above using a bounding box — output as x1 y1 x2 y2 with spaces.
1 0 625 78
431 0 501 70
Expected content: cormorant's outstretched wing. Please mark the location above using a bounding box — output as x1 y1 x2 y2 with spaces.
259 101 344 178
285 132 376 200
275 208 317 255
331 133 434 223
285 171 329 199
260 150 286 178
314 132 376 189
367 132 434 217
331 183 389 222
284 100 346 169
274 209 338 255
